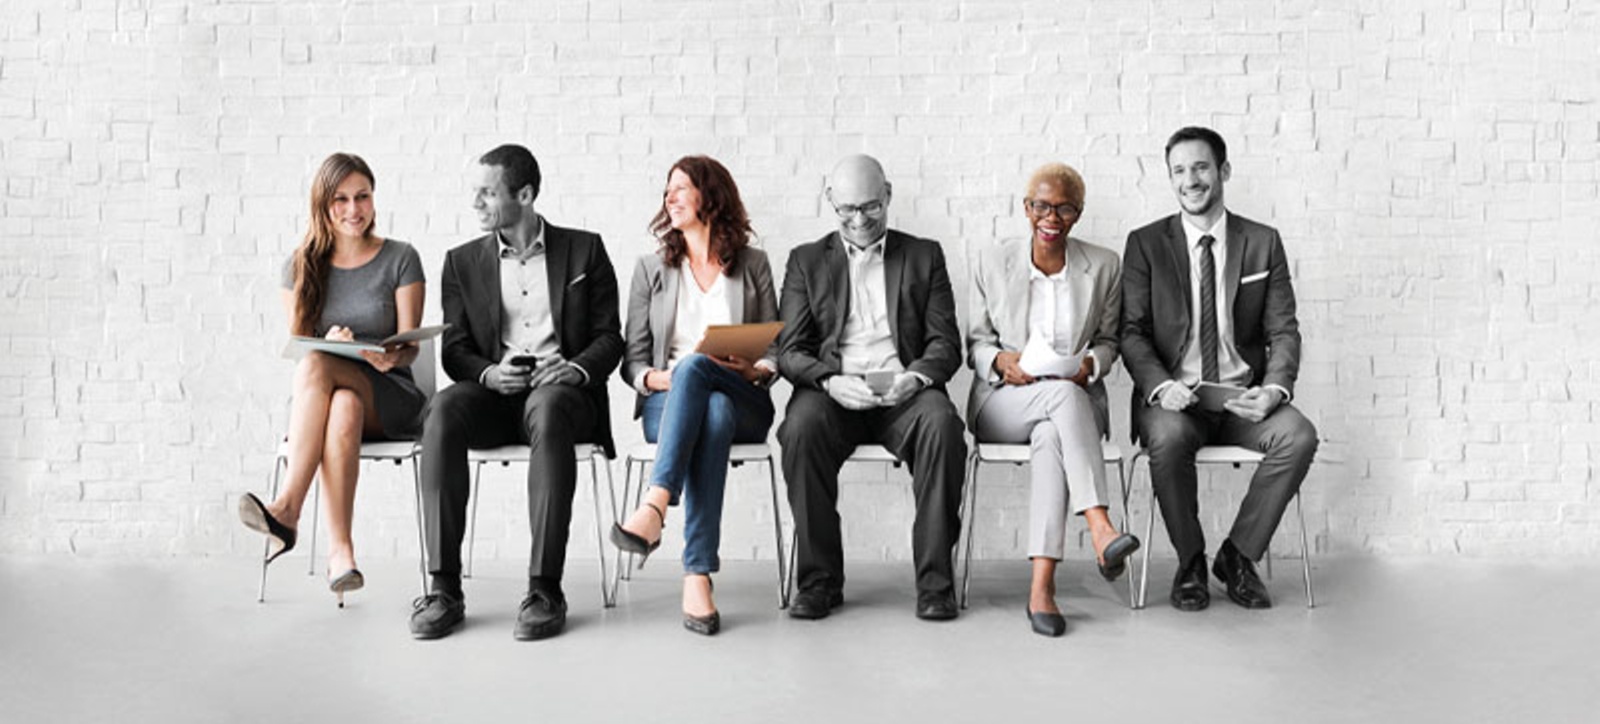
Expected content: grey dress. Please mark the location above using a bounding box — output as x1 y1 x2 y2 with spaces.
281 239 427 439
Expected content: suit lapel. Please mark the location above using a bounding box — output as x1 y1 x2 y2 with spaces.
726 252 746 322
1002 241 1031 346
476 235 504 351
544 223 569 342
1224 213 1245 319
822 234 848 345
656 260 678 365
1067 240 1097 351
883 230 904 343
1163 215 1191 320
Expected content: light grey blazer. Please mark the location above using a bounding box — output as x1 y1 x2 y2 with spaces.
965 236 1122 435
621 246 779 418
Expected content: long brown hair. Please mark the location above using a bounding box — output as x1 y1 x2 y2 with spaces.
291 153 376 336
648 155 752 274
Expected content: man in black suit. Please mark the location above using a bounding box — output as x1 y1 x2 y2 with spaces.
1121 126 1318 612
409 144 623 640
777 154 967 622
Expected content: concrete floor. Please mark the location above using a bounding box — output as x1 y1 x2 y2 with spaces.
0 554 1592 723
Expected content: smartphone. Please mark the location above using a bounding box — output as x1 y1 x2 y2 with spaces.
508 354 540 370
865 369 897 396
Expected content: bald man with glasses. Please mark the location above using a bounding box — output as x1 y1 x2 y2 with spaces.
776 155 967 622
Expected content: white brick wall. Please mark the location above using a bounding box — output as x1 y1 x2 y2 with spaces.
2 1 1596 562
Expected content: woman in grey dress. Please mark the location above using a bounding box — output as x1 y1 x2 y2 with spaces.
237 153 427 606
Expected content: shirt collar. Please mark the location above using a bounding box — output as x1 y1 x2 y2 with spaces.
1182 210 1228 251
497 215 547 260
843 233 886 261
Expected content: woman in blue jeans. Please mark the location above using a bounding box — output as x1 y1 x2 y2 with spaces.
611 155 778 635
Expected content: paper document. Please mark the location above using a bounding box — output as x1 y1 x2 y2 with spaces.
1017 337 1084 378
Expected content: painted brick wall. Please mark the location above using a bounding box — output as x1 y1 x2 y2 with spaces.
2 0 1595 564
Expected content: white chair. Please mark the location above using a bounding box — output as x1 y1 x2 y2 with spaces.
257 338 436 602
956 440 1134 609
782 444 918 605
461 443 619 607
611 443 788 608
1129 445 1315 609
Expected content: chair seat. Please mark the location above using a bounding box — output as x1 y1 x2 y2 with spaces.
275 439 419 460
467 444 605 463
625 442 774 463
845 444 899 463
974 440 1123 465
1193 445 1265 464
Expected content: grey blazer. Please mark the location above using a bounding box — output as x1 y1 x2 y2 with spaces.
620 246 779 418
965 236 1121 435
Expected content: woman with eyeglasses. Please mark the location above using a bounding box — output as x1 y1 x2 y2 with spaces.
610 155 779 635
965 162 1140 636
238 152 427 607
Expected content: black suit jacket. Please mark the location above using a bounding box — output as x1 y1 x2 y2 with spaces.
1120 212 1302 438
438 222 625 456
777 229 962 391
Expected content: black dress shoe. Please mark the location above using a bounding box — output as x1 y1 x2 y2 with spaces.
1170 553 1210 612
1212 539 1273 609
514 588 568 641
1097 533 1142 581
237 493 297 564
1027 606 1067 637
409 591 465 640
915 589 958 621
788 587 843 620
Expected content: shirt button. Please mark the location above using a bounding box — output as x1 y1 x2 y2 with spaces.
522 291 528 296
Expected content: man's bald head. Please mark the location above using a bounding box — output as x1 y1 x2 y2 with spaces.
826 154 892 247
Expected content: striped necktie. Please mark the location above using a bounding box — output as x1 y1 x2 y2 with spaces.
1198 234 1219 383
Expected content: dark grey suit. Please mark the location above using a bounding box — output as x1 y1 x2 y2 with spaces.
776 230 967 595
421 223 623 583
1121 212 1318 563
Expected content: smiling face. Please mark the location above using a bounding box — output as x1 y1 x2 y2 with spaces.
663 168 704 232
827 157 891 248
327 172 375 240
1167 139 1229 219
1024 180 1079 247
472 163 527 232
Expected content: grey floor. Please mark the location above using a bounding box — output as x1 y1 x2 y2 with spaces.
0 554 1592 723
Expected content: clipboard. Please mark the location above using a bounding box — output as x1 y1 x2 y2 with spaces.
1193 381 1246 412
694 322 784 362
281 323 451 361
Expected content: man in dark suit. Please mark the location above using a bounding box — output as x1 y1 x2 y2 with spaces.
409 144 623 640
1121 126 1319 611
777 154 967 622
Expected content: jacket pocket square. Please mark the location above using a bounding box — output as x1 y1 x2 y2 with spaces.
1240 271 1269 285
567 273 587 287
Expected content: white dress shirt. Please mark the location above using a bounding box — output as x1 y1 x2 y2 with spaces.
838 235 904 376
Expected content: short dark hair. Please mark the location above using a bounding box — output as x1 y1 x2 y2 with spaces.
478 144 541 201
1164 126 1228 168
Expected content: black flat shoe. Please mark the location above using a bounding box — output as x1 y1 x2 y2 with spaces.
1027 605 1067 637
1097 533 1142 581
328 569 364 608
238 493 297 564
609 501 665 568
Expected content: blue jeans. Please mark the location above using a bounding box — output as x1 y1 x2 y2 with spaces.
640 354 775 574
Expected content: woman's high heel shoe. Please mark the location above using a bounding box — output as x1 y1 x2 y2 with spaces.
683 575 720 636
238 492 297 564
328 569 364 608
609 501 665 569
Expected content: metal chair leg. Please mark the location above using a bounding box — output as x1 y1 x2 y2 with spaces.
305 476 320 576
765 457 788 609
1114 457 1136 608
590 452 615 608
464 461 484 579
258 455 287 603
1296 493 1315 608
1136 452 1155 610
410 456 428 596
958 451 980 609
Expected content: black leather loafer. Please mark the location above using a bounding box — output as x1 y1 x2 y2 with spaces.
1170 553 1210 612
514 588 568 641
1213 539 1273 609
788 587 843 620
409 591 465 640
915 589 958 621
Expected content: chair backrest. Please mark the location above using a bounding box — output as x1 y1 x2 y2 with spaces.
413 337 438 401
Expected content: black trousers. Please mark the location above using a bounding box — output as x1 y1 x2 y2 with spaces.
419 382 599 583
777 387 967 595
1139 403 1319 565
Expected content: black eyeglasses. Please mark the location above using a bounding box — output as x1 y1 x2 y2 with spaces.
1025 200 1080 218
831 199 886 219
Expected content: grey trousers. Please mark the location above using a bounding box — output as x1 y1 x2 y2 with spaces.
973 381 1107 560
